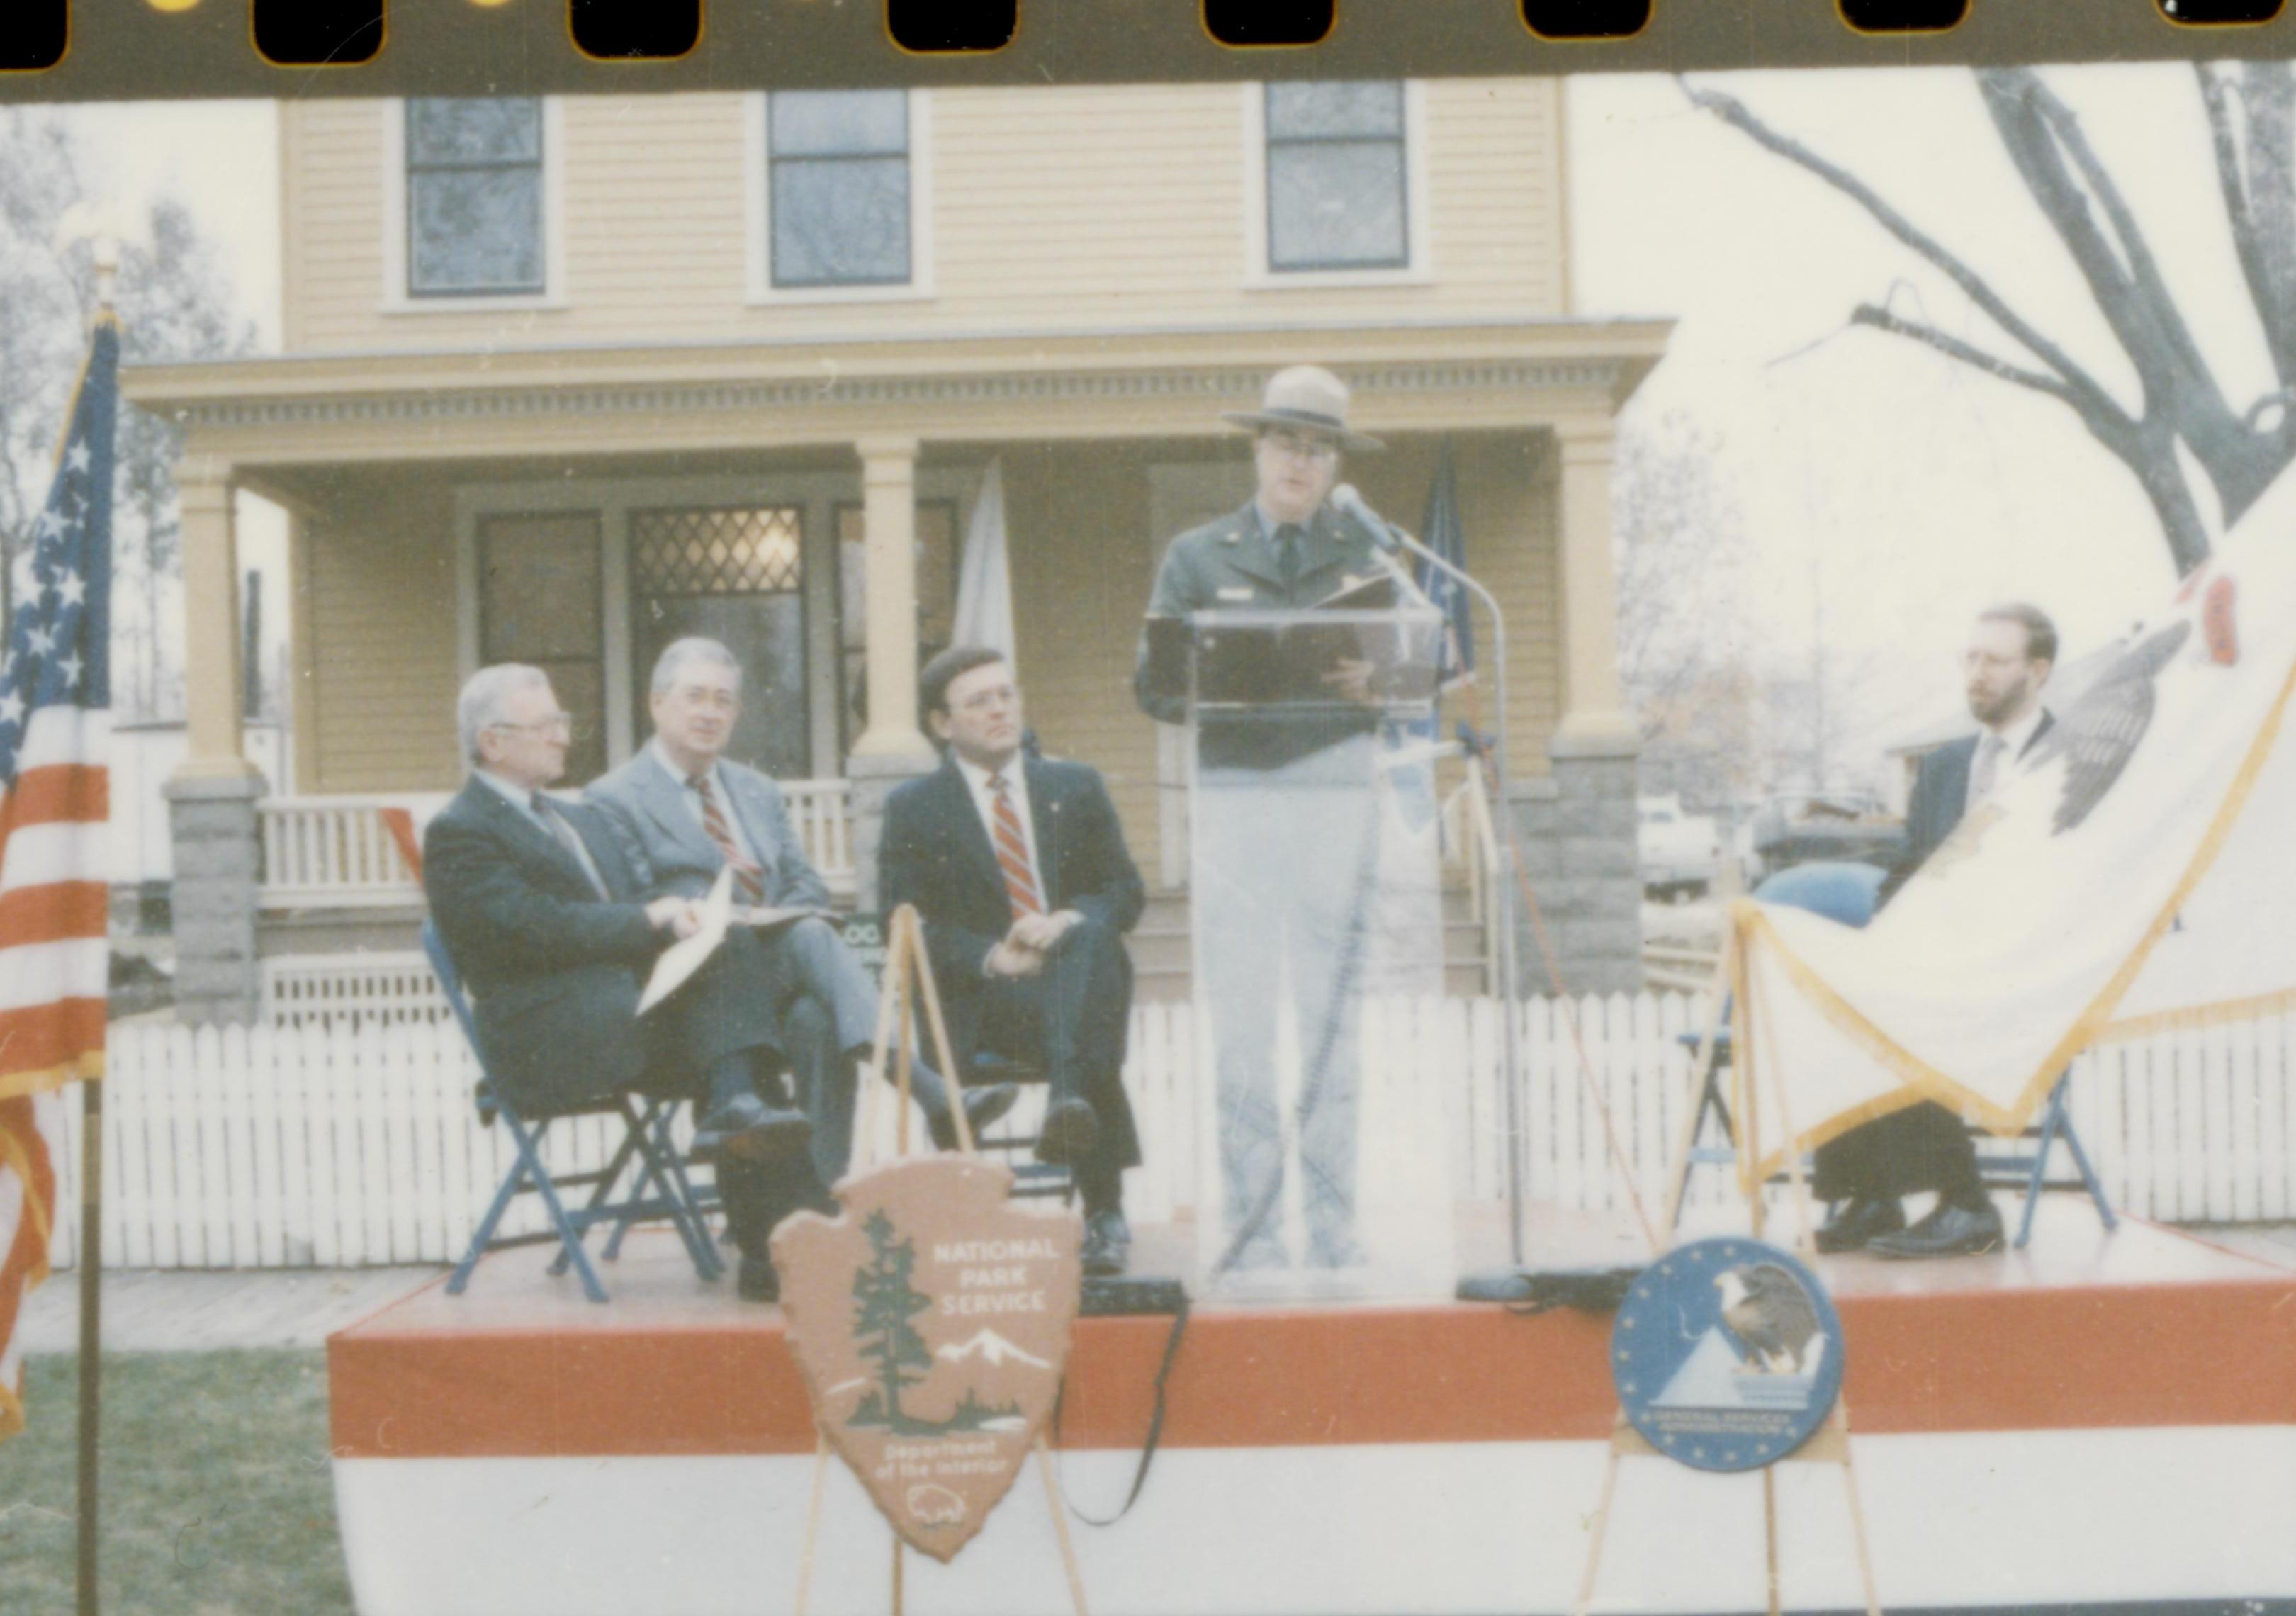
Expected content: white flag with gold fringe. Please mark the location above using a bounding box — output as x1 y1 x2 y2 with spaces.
1731 463 2296 1182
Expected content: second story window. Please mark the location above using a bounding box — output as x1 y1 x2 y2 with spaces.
767 90 913 289
406 98 546 297
1264 82 1409 273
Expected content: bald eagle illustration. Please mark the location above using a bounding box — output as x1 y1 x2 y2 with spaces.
2025 620 2190 836
1714 1265 1824 1377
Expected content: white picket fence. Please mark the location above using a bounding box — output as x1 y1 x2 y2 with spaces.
38 994 2296 1271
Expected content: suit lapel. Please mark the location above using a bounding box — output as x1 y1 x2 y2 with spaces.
1934 736 1977 837
937 761 1006 902
721 764 783 886
2018 709 2055 759
471 780 594 895
1023 757 1061 908
1216 504 1287 590
1293 507 1355 595
634 749 724 869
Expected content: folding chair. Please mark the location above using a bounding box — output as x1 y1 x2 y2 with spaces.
1974 1072 2117 1248
424 921 725 1303
1673 1031 2113 1247
964 1049 1079 1204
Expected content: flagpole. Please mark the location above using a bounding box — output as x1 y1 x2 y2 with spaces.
74 236 119 1616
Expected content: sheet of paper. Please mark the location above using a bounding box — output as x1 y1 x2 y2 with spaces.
738 904 835 932
637 865 733 1015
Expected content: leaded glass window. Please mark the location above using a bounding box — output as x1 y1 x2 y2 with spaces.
1264 82 1409 273
407 98 545 297
769 91 913 288
630 507 810 780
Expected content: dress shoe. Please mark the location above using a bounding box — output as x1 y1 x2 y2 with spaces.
694 1094 811 1165
928 1083 1021 1151
1867 1199 2004 1260
1814 1196 1906 1255
1081 1209 1131 1277
736 1254 781 1303
1035 1096 1101 1167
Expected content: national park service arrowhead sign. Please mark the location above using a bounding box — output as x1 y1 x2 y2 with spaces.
772 1155 1084 1561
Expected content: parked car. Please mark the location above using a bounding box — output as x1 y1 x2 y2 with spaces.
1738 791 1906 887
1638 795 1721 901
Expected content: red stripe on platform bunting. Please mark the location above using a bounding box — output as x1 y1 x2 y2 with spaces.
325 1274 2296 1461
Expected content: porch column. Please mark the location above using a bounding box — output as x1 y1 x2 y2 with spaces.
1551 418 1635 744
845 436 937 909
164 454 264 1025
1526 419 1643 994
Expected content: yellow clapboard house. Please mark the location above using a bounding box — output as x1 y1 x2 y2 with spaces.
125 82 1668 1021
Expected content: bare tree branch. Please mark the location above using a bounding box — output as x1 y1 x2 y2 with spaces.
1848 304 2080 404
1984 69 2273 520
1680 76 2134 430
2197 64 2296 398
1691 72 2224 575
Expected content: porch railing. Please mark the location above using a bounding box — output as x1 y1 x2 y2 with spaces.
255 779 858 910
258 793 442 910
1439 758 1504 994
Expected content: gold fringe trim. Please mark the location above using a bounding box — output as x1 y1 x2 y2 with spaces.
0 1052 104 1106
2097 986 2296 1042
1737 626 2296 1185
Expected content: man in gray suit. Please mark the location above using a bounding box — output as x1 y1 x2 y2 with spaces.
586 638 1012 1186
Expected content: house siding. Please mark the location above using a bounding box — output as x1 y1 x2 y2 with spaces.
298 483 461 794
279 79 1565 354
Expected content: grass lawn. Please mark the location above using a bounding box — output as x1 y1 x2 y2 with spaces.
0 1351 353 1616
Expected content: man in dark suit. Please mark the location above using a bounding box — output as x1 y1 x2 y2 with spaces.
881 646 1147 1276
586 638 1013 1187
423 663 829 1301
1817 602 2058 1259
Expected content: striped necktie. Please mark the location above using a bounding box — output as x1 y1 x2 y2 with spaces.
987 773 1045 920
690 773 766 905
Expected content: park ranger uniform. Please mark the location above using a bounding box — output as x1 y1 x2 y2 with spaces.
1136 498 1389 1273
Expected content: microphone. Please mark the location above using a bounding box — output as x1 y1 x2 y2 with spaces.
1329 483 1403 550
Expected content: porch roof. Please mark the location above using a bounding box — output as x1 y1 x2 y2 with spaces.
123 317 1672 481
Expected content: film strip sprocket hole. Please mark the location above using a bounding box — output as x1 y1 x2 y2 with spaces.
3 0 2293 77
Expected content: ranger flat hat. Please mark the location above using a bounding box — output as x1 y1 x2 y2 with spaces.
1221 364 1385 452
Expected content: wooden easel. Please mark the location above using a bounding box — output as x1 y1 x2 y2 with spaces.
1572 936 1883 1616
789 904 1090 1616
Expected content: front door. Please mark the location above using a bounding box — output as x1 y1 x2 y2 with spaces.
629 505 809 780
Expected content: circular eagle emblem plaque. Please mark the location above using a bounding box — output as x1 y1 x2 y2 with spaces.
1611 1237 1844 1473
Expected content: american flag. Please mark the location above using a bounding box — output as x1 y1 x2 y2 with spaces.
0 318 116 1440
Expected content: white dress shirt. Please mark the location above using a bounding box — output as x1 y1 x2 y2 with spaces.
955 752 1044 896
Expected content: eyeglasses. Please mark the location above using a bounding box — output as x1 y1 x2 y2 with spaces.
1261 430 1340 464
489 712 577 739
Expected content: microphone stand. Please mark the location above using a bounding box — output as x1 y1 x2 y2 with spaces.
1343 499 1530 1272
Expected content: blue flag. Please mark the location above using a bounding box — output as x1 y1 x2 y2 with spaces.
1417 437 1474 686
